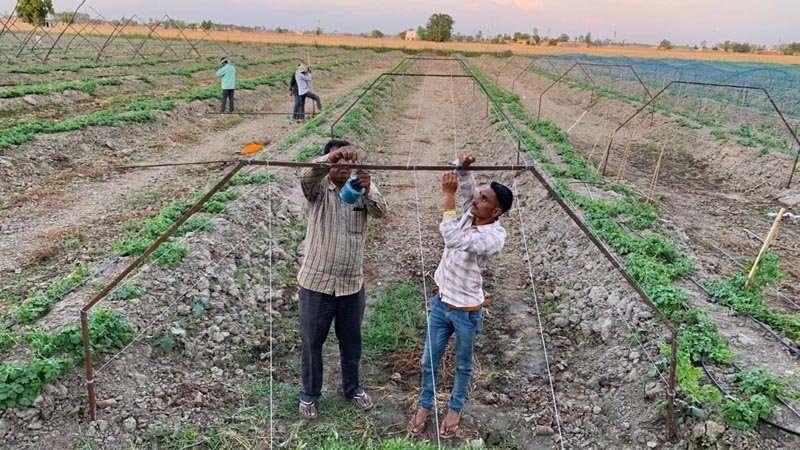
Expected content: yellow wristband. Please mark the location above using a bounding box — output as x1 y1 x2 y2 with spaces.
442 210 457 219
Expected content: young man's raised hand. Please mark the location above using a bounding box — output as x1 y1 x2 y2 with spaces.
329 148 359 163
458 151 475 168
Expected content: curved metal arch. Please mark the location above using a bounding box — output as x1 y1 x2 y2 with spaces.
600 80 800 188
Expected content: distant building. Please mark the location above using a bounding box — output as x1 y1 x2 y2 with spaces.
44 13 56 28
404 29 418 41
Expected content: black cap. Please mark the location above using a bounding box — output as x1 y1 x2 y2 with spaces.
490 181 513 214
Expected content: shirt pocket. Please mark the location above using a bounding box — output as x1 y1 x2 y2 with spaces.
345 206 366 235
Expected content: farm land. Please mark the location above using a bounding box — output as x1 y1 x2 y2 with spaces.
0 22 799 450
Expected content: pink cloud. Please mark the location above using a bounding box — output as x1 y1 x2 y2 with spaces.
582 15 602 25
494 0 539 10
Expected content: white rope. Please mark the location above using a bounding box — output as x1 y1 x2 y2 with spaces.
512 177 566 450
267 166 274 450
406 71 441 448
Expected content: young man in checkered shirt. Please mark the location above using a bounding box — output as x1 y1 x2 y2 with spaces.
407 151 513 439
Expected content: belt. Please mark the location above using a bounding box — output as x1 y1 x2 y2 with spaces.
441 293 493 312
443 302 482 312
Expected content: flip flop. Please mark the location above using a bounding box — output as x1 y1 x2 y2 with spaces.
439 411 461 439
406 408 432 436
352 390 374 411
298 399 318 419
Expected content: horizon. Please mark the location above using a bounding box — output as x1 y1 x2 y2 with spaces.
5 1 800 47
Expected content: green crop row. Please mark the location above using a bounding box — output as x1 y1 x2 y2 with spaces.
708 252 800 341
528 65 792 157
5 57 184 75
0 60 356 150
467 61 794 430
0 308 131 409
0 77 122 99
13 265 91 325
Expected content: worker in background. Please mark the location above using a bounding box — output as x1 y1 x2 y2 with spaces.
216 57 236 114
295 64 322 120
290 67 303 122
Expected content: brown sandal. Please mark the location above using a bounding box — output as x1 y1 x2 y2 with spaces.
406 408 432 436
439 410 461 439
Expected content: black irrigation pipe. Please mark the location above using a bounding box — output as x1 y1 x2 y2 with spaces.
687 276 800 357
601 80 800 188
700 359 800 437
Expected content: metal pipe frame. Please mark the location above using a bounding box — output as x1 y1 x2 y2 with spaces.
62 17 102 53
600 80 800 188
93 18 123 62
537 61 655 122
43 0 86 62
81 56 678 440
510 57 543 93
81 161 247 419
165 15 202 59
457 57 678 440
0 0 19 41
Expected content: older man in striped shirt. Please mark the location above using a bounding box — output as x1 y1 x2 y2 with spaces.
296 139 387 420
407 151 513 439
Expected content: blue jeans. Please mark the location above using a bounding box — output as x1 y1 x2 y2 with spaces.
419 295 483 413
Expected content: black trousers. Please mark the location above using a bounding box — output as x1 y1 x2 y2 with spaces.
299 286 365 402
299 91 322 119
292 93 304 120
220 89 234 113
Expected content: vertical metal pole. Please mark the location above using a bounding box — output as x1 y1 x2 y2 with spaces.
666 332 678 441
81 310 97 420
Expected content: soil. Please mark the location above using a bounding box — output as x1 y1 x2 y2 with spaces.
1 50 800 449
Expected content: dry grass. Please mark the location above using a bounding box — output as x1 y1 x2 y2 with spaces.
23 226 84 268
14 22 799 65
168 130 202 144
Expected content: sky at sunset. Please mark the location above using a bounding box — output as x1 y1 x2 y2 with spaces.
9 1 799 46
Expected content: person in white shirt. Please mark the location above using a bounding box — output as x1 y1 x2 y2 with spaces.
407 151 513 439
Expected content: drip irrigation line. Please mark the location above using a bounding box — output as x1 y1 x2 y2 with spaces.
700 359 800 437
512 176 566 449
267 167 275 450
406 69 441 449
686 275 800 357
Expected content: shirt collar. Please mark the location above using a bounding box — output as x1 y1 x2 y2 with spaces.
464 212 501 232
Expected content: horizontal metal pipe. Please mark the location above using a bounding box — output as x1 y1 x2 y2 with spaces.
116 160 531 172
204 112 318 116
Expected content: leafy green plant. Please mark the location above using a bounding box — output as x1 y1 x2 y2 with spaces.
0 357 72 409
707 252 800 341
14 265 90 324
0 326 16 353
722 394 772 430
108 282 144 301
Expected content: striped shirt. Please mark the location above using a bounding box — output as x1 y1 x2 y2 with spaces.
296 155 387 296
434 170 507 308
